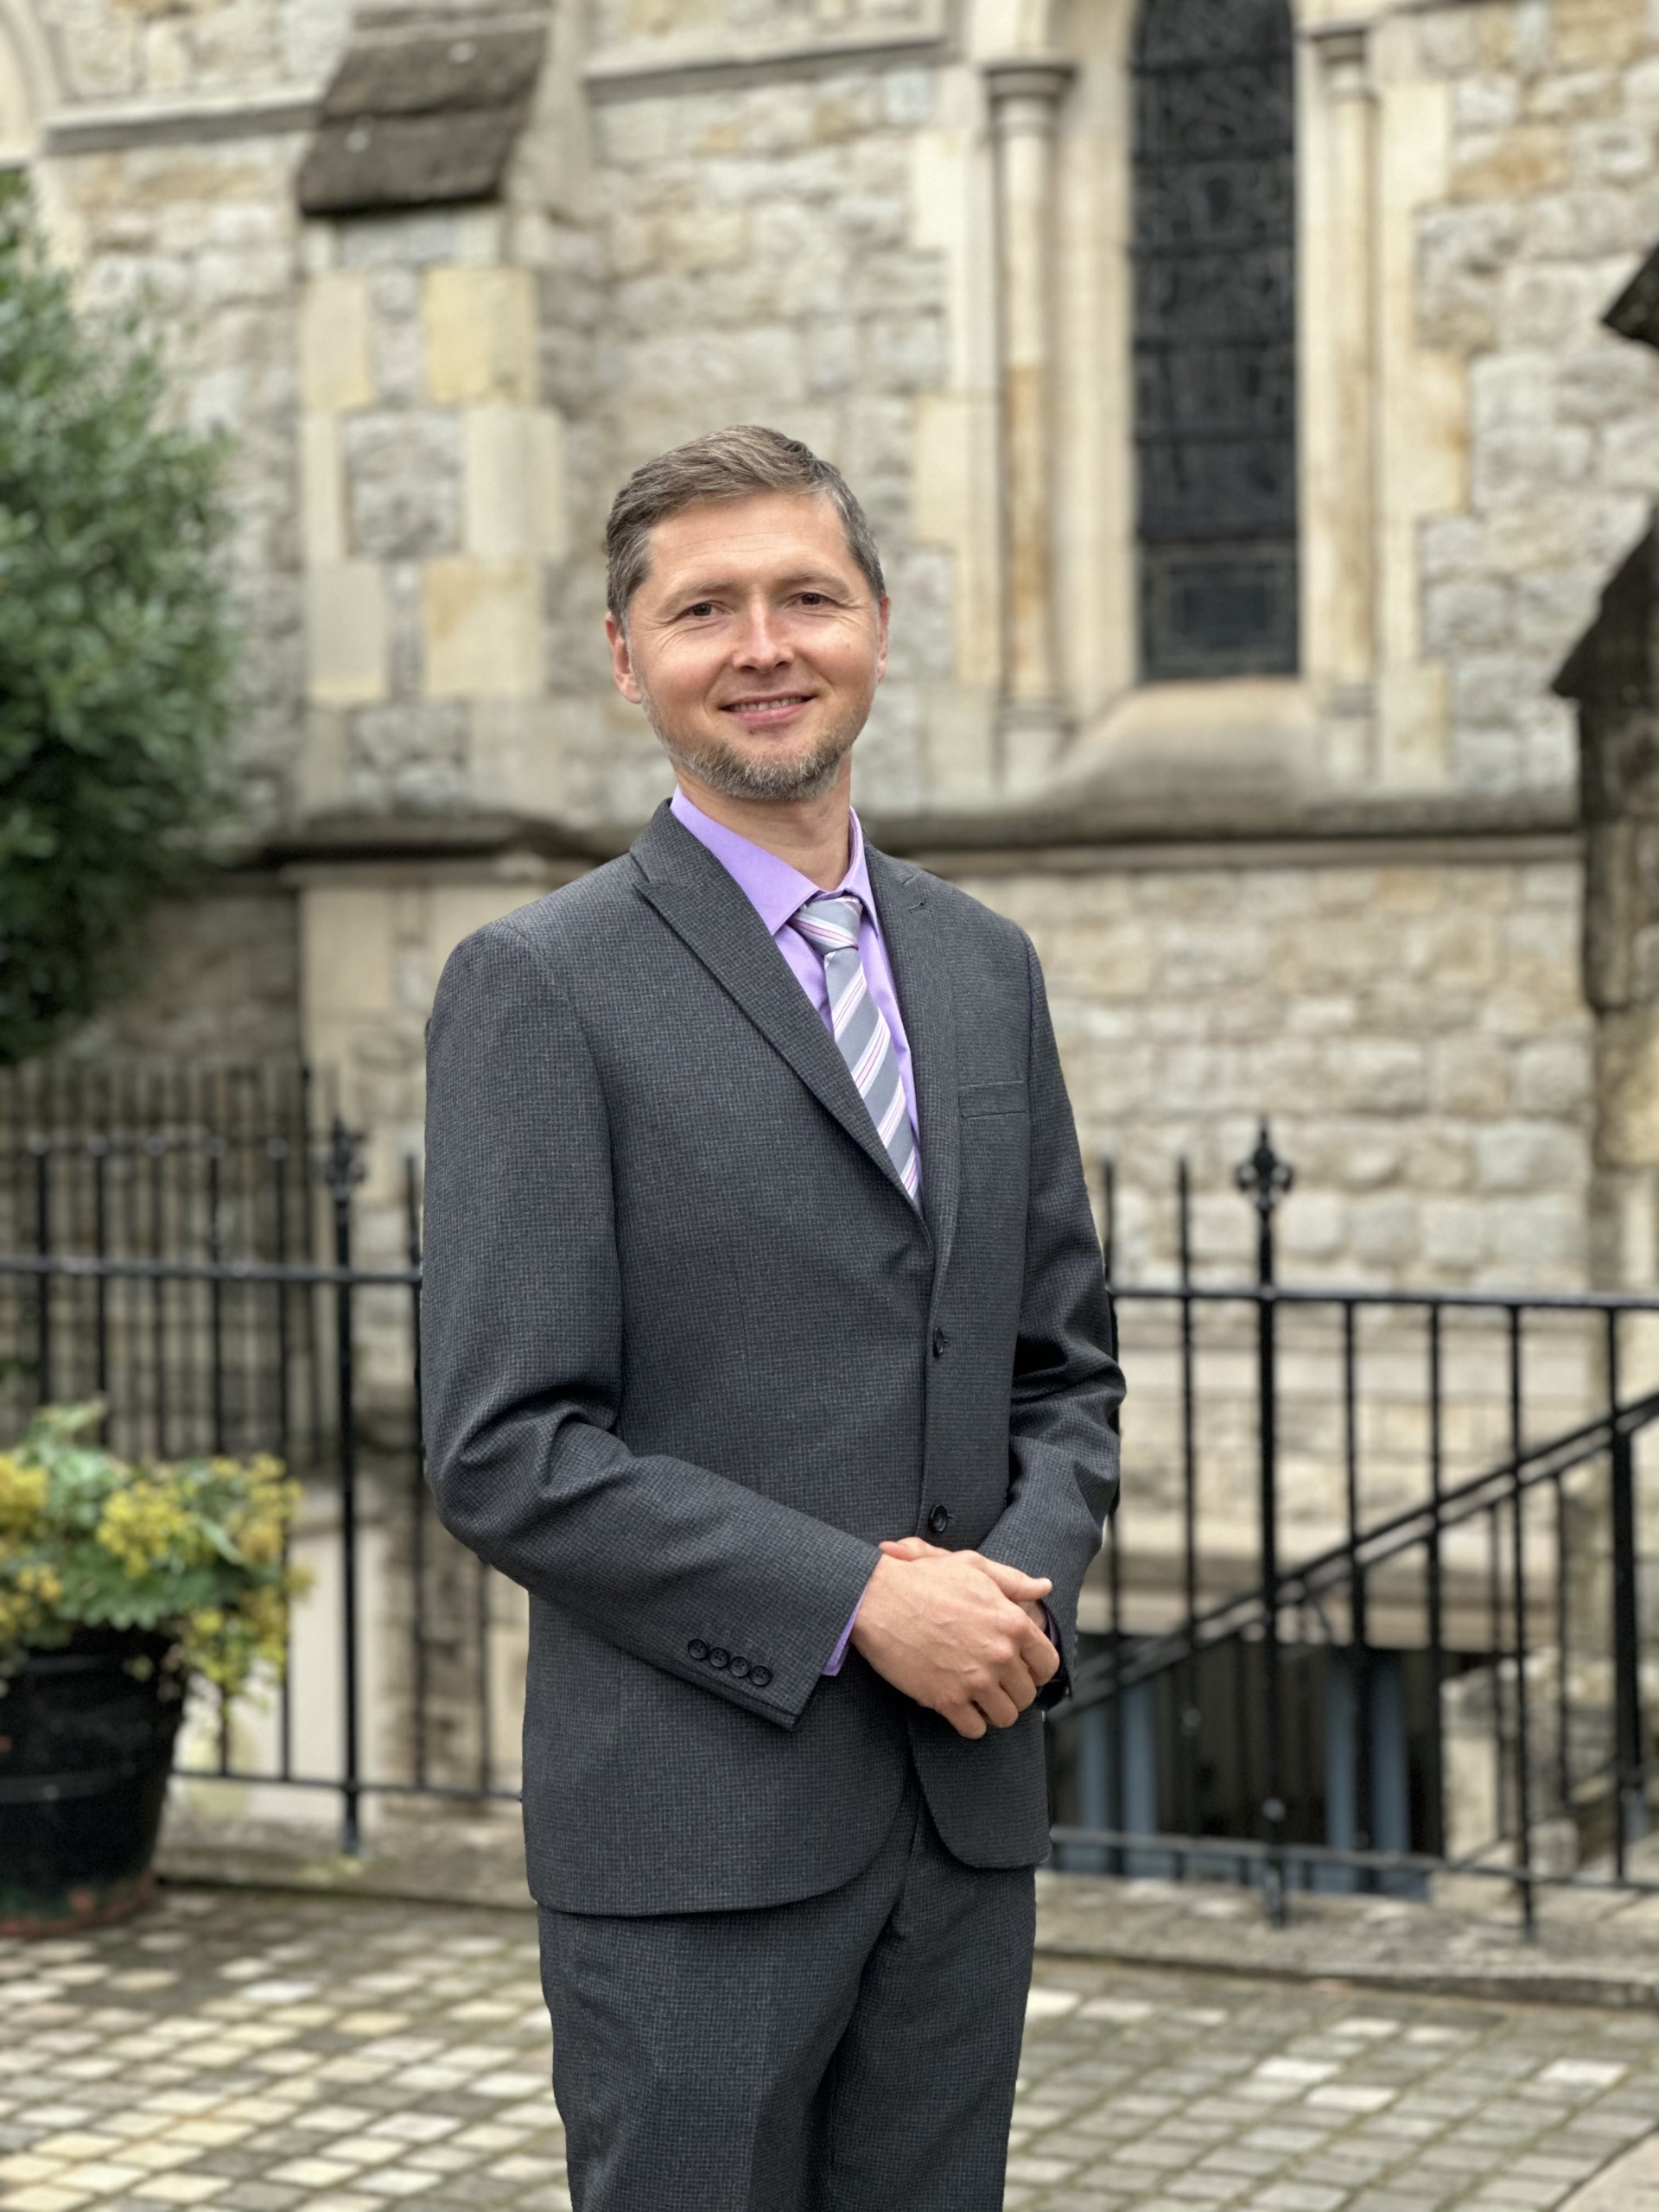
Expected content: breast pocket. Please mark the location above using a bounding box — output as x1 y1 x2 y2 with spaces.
959 1080 1028 1121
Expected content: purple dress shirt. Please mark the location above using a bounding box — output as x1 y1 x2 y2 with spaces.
669 787 1056 1681
668 787 918 1141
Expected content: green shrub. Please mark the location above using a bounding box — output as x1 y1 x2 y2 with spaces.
0 1404 305 1695
0 181 234 1065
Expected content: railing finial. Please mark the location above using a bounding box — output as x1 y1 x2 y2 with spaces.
1235 1120 1294 1290
1235 1120 1294 1218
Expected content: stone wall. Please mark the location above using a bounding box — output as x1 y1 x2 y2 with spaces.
1411 0 1659 798
951 844 1593 1289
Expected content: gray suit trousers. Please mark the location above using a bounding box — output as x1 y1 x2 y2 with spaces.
538 1773 1034 2212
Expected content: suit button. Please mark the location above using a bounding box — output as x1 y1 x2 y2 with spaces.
709 1647 730 1669
928 1504 951 1535
688 1639 709 1662
749 1666 772 1688
729 1656 750 1678
931 1327 949 1358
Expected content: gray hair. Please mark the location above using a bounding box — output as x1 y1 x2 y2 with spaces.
605 424 886 625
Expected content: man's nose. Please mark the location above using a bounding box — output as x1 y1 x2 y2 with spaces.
732 603 791 666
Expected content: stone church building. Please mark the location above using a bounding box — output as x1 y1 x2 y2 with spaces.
5 0 1657 1303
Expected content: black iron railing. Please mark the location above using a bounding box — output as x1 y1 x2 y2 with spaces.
1052 1127 1659 1927
3 1073 1657 1924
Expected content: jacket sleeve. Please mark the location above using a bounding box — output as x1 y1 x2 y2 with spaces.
420 920 880 1732
979 934 1123 1702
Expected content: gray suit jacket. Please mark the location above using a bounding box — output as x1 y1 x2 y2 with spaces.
421 803 1122 1916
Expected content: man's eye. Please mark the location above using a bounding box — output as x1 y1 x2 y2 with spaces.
683 601 716 619
798 593 828 607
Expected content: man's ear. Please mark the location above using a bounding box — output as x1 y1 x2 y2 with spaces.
874 594 891 686
606 612 644 704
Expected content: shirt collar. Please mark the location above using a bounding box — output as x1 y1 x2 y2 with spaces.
670 785 880 939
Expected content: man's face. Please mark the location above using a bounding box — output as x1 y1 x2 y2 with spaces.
607 490 889 804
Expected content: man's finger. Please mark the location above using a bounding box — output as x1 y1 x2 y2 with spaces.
1018 1621 1060 1686
965 1554 1052 1604
972 1683 1022 1729
879 1536 940 1561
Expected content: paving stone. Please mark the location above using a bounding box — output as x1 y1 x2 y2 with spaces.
4 1892 1659 2209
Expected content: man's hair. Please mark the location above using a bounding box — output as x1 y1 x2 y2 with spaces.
605 425 886 624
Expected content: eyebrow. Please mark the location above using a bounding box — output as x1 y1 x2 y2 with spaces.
663 569 854 603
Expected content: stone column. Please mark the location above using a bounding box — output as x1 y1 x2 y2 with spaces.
1307 22 1378 722
985 57 1073 789
1556 518 1659 1293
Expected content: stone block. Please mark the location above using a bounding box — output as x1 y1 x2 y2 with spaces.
300 413 344 567
1515 1038 1592 1115
301 887 395 1021
1422 1196 1492 1273
1598 414 1659 493
1522 187 1643 259
1601 1013 1659 1167
1469 350 1555 435
1556 340 1659 422
1553 0 1646 68
300 270 374 413
305 561 388 706
343 410 462 561
1416 204 1521 353
1475 1119 1584 1189
340 211 465 270
1433 1035 1512 1116
1455 74 1522 130
423 267 537 405
1449 650 1554 729
1497 263 1609 350
423 557 543 698
1572 117 1656 181
1423 575 1513 652
1526 65 1617 118
1350 1193 1422 1268
1627 55 1659 122
463 407 569 562
367 268 424 407
1452 123 1570 200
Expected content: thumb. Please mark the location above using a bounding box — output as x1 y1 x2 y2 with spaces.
965 1554 1052 1603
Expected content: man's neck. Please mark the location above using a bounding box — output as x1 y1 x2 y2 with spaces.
675 765 854 892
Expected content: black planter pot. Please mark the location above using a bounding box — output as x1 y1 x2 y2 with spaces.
0 1627 187 1936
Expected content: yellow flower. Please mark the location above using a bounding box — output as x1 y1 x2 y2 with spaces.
0 1454 46 1538
95 1477 205 1578
13 1562 61 1605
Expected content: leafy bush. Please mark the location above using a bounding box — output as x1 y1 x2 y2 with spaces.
0 181 234 1065
0 1405 306 1694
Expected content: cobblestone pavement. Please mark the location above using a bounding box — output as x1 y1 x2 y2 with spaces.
3 1888 1659 2212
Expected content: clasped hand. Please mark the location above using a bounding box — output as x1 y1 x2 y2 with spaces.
849 1536 1058 1740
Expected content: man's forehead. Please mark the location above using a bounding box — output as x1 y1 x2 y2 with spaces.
645 490 852 576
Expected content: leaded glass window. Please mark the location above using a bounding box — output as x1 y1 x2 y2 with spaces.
1131 0 1298 680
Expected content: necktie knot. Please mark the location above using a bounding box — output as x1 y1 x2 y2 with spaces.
791 893 862 953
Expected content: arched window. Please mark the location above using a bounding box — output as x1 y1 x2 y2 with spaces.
1131 0 1297 680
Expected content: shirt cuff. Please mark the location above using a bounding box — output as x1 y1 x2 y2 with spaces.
823 1596 862 1676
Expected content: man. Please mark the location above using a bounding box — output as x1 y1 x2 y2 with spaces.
422 425 1122 2212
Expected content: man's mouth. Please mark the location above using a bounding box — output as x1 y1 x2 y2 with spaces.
721 694 813 725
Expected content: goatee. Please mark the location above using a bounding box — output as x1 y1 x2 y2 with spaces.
647 709 862 804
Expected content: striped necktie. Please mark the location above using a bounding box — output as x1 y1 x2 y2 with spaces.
791 893 921 1205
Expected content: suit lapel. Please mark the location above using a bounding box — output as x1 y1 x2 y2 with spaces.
866 846 961 1285
631 806 923 1215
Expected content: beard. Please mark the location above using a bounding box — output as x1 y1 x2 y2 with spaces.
644 697 866 804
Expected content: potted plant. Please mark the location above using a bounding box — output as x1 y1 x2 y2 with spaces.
0 1405 305 1934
